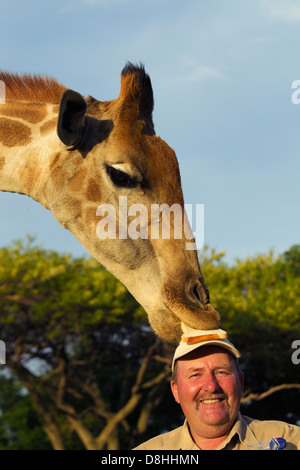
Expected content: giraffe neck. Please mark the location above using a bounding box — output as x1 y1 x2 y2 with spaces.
0 100 60 208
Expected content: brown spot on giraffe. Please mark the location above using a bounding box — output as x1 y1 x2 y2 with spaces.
0 101 47 124
63 195 82 220
0 118 31 147
51 165 68 191
85 206 99 230
69 167 88 192
0 157 5 173
17 167 41 194
86 177 102 202
40 117 57 136
49 152 63 170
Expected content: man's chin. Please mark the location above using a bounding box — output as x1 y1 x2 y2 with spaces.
196 401 232 428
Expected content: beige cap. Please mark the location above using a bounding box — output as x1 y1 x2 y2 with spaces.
172 324 241 371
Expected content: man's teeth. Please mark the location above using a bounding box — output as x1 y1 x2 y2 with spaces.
201 399 222 404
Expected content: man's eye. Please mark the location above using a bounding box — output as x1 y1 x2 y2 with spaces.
189 373 201 379
106 166 138 188
216 370 230 376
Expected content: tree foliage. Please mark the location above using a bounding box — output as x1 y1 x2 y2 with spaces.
0 238 173 450
0 239 299 449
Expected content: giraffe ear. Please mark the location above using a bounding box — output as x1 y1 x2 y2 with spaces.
57 89 88 148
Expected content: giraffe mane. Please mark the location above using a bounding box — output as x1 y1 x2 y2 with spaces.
0 71 66 104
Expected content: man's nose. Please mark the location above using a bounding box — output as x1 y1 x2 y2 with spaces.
203 372 221 393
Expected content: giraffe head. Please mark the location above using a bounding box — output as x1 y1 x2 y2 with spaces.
43 64 220 343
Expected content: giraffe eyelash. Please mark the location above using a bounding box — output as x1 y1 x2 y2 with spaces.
105 165 139 189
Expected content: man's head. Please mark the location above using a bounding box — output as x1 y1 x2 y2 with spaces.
171 327 244 444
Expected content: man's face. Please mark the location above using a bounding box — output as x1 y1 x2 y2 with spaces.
171 346 244 441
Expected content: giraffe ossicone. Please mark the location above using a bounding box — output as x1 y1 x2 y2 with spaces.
0 63 220 343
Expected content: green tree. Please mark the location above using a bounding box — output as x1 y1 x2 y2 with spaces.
0 240 299 450
0 374 52 450
0 239 172 450
283 244 300 276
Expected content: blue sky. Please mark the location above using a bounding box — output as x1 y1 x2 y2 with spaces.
0 0 300 263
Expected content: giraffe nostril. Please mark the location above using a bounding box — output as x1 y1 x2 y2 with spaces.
187 279 210 306
193 283 201 302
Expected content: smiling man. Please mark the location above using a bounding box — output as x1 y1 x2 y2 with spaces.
134 326 300 450
171 343 243 449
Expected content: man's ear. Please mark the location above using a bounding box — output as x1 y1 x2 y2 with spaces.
171 380 180 404
57 89 88 148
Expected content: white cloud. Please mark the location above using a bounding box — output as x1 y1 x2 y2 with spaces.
262 0 300 23
175 62 223 84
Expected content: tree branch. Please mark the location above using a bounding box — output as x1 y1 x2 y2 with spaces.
242 383 300 403
95 341 165 450
7 359 65 450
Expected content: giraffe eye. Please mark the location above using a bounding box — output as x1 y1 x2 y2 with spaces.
106 165 138 188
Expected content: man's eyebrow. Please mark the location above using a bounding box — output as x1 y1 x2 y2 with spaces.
184 364 235 375
214 363 233 368
184 366 205 375
215 364 235 371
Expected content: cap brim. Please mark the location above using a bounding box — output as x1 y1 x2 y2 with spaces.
172 333 241 371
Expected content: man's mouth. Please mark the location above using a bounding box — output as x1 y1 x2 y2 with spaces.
195 395 227 409
200 398 224 404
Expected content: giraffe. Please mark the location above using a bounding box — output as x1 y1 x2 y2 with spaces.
0 63 220 343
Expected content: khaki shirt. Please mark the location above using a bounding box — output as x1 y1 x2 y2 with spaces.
133 413 300 450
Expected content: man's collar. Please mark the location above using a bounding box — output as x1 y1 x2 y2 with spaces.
216 413 244 450
180 413 245 450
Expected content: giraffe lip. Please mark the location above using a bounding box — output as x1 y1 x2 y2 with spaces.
171 304 220 332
